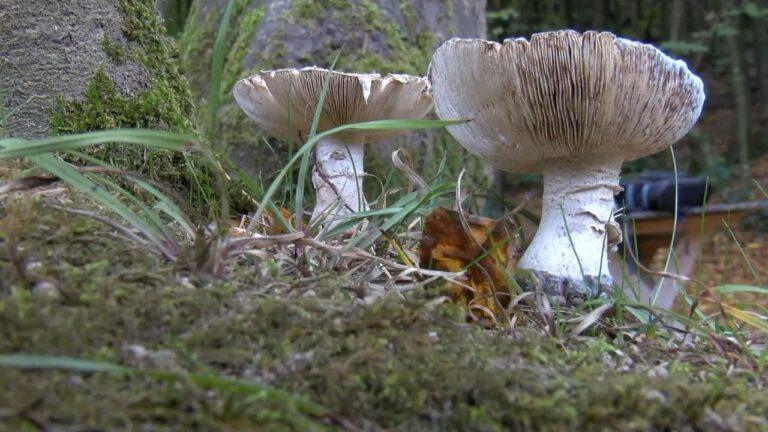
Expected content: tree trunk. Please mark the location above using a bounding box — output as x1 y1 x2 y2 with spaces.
753 14 768 133
668 0 684 41
725 11 750 181
0 0 194 139
179 0 486 179
0 0 197 192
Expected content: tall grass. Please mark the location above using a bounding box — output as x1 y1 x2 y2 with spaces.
0 130 208 259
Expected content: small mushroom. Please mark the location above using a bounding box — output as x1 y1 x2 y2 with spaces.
233 67 432 227
429 31 705 285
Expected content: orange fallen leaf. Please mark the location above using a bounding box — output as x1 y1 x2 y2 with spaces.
264 207 293 234
419 207 519 323
228 208 293 237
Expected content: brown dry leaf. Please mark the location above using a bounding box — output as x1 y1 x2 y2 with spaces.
229 208 293 237
264 207 293 234
419 207 518 322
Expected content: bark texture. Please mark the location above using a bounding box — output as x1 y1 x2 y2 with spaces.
1 0 138 137
0 0 194 138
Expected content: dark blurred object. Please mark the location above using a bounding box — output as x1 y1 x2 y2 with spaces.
617 172 710 214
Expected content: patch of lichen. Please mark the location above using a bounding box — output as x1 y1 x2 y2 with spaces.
2 197 768 430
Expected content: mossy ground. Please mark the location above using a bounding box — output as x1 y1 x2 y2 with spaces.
1 197 767 431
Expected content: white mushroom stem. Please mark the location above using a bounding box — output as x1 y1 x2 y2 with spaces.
518 156 624 282
310 136 368 224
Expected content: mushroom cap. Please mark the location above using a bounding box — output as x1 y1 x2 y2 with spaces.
428 30 705 173
233 67 433 143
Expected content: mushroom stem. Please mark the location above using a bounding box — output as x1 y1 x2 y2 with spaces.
310 136 368 225
518 156 623 282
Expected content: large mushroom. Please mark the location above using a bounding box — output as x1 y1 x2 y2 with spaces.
429 30 705 289
233 67 432 226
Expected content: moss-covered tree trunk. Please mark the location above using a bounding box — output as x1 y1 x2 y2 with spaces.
0 0 202 193
179 0 486 179
0 0 195 138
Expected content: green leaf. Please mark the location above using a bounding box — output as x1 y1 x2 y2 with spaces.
0 129 197 159
207 0 236 132
714 285 768 295
256 118 465 223
29 154 169 252
0 353 127 373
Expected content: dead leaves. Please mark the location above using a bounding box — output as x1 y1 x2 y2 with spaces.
419 207 519 324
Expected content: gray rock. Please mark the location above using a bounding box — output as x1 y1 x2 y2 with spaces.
31 281 61 300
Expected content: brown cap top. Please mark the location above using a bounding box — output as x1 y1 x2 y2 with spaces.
233 67 433 143
428 30 705 173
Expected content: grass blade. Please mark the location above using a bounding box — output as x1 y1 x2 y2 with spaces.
715 285 768 295
73 151 196 238
207 0 236 132
221 154 293 232
294 54 340 232
754 179 768 199
0 353 325 416
254 118 465 224
721 304 768 332
0 129 197 158
0 353 127 373
723 220 765 287
652 146 680 306
29 154 171 255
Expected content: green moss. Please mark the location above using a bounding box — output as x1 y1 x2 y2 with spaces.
292 0 323 20
178 0 215 99
47 0 207 197
2 198 768 430
49 0 196 134
282 0 432 75
222 5 266 94
400 0 416 33
292 0 350 21
114 0 196 133
339 0 432 75
50 68 190 134
101 35 126 63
